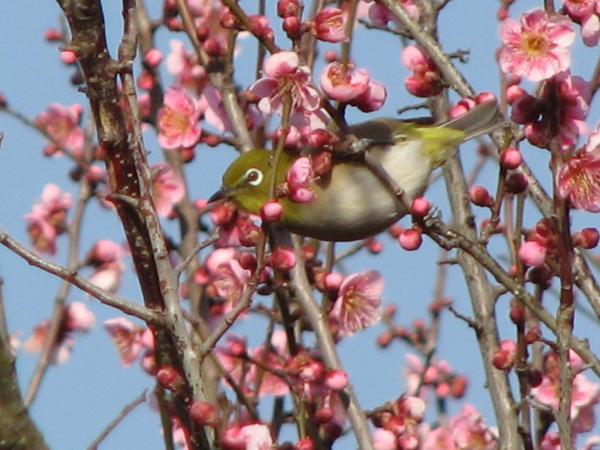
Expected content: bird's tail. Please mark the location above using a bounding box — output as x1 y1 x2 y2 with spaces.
442 100 506 141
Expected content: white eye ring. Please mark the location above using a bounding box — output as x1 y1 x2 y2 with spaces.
244 168 263 186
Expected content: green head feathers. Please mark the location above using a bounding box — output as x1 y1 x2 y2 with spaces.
221 149 292 214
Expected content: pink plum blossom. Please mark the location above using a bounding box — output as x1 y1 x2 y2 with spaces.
518 240 547 267
157 87 202 149
247 330 290 396
64 302 96 332
449 405 497 450
205 248 251 306
104 317 148 367
368 0 420 28
35 103 84 156
498 9 575 81
320 62 370 102
240 424 273 450
24 184 72 255
329 270 383 337
286 157 316 203
151 163 186 217
199 85 231 132
557 131 600 211
563 0 600 46
312 8 348 43
24 302 95 365
249 51 321 115
166 40 206 91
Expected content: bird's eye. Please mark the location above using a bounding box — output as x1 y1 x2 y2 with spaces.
244 168 263 186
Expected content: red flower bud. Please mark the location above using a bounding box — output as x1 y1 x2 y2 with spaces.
398 228 422 251
189 401 220 428
469 186 494 207
156 366 184 392
500 147 522 170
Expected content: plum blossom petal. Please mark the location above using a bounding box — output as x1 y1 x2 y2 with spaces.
330 270 383 337
249 51 321 115
104 317 145 367
152 163 186 217
498 9 575 81
157 87 202 149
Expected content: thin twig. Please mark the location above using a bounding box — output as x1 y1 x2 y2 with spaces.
0 229 161 325
87 390 148 450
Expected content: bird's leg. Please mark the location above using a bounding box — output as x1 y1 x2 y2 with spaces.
363 152 411 211
334 135 396 160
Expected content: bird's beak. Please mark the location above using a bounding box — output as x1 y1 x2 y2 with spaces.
208 189 226 204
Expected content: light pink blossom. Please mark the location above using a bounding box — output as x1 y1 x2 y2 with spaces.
35 103 84 156
329 271 383 337
450 405 497 450
64 302 96 332
166 40 206 91
151 163 186 217
249 51 321 115
24 184 72 255
320 62 369 102
286 157 316 203
557 127 600 211
368 0 420 28
498 9 575 81
104 317 147 367
25 302 95 364
240 424 273 450
157 87 202 149
206 248 251 306
312 8 348 43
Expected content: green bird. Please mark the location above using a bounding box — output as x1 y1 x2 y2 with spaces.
213 101 502 242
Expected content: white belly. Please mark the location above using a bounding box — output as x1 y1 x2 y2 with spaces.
286 141 432 241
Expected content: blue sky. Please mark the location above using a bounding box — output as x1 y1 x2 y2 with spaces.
1 1 599 449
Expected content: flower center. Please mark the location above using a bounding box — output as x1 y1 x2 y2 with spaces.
521 32 549 57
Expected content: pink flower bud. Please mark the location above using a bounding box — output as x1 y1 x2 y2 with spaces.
203 38 222 56
249 15 274 41
435 383 450 398
314 407 333 424
156 366 184 391
137 71 155 90
283 16 303 39
44 28 63 42
469 186 494 207
398 228 423 251
367 238 383 254
505 85 527 104
220 11 241 29
312 151 333 176
325 272 343 291
189 401 220 428
260 200 283 222
574 227 600 249
500 147 522 170
144 48 162 67
325 369 349 391
410 197 431 218
313 8 347 43
475 92 496 104
377 331 393 348
268 247 296 271
277 0 301 18
295 438 315 450
60 50 77 65
450 375 468 398
518 241 547 267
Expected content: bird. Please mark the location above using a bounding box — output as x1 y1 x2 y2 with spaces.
211 101 503 242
